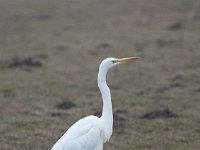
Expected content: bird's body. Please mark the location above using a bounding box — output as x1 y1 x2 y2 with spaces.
51 116 103 150
51 57 140 150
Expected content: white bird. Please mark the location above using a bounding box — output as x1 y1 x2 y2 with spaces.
51 57 140 150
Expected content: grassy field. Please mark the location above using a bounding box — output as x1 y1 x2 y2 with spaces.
0 0 200 149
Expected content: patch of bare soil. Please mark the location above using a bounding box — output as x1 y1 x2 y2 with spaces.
154 74 183 94
95 43 112 49
0 55 47 72
113 109 128 129
170 74 183 82
51 112 63 117
141 108 178 120
155 38 183 48
56 100 76 109
166 21 183 30
55 45 68 51
89 42 114 55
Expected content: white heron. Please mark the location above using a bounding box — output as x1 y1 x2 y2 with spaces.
51 57 140 150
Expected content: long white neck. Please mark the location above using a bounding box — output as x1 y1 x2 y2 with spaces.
98 65 113 141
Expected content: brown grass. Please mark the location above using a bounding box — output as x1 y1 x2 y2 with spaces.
0 0 200 149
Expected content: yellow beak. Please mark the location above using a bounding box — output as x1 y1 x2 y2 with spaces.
117 56 141 62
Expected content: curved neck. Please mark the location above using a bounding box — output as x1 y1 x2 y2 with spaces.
98 66 113 141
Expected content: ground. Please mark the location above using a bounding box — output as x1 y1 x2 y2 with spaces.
0 0 200 150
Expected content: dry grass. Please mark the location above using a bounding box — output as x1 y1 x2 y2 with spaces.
0 0 200 149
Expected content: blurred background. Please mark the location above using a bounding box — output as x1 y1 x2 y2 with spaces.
0 0 200 149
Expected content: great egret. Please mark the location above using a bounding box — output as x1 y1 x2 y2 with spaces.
51 57 140 150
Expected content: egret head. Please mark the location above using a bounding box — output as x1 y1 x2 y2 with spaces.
100 57 141 72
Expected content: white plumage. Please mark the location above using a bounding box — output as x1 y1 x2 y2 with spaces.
51 57 140 150
52 116 103 150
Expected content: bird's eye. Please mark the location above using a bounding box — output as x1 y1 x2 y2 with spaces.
112 60 117 64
